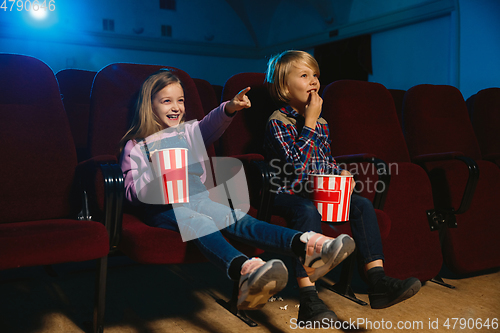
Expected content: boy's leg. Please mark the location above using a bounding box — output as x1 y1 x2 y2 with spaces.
348 194 421 309
348 194 384 265
272 193 338 323
272 193 323 277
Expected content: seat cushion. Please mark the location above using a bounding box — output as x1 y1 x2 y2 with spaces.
119 213 263 265
118 213 202 265
0 219 109 270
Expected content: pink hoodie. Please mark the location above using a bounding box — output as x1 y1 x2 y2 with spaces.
120 101 232 204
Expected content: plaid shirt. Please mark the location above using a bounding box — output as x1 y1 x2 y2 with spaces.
264 105 342 195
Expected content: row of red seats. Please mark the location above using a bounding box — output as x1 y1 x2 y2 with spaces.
389 85 500 275
36 63 500 287
0 55 112 333
2 53 499 331
185 73 500 303
215 73 500 275
0 56 263 332
390 87 500 169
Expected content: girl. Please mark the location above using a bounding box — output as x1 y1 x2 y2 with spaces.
119 69 355 311
264 50 421 322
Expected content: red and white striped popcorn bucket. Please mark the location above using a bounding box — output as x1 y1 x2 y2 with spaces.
151 148 189 204
309 174 353 223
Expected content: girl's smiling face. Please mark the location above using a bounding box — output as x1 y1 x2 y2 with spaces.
285 61 320 113
152 82 185 128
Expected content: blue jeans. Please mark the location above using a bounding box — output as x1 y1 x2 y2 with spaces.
272 193 384 278
146 194 301 280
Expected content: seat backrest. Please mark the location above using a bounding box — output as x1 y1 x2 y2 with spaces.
403 84 482 160
467 87 500 158
388 89 406 127
465 93 476 120
88 63 206 159
193 78 219 115
322 80 410 163
219 72 281 157
212 84 223 104
56 69 96 161
321 81 443 281
0 54 78 223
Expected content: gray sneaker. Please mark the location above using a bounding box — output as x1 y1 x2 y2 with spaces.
237 258 288 310
300 232 355 282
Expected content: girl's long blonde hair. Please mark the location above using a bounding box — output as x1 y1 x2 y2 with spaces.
119 69 184 153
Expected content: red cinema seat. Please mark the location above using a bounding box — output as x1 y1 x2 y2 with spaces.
466 88 500 168
89 63 215 264
212 84 223 104
193 78 220 115
321 80 443 283
0 54 111 333
388 88 406 127
403 84 500 275
193 77 220 155
220 73 392 305
56 69 97 162
88 63 262 326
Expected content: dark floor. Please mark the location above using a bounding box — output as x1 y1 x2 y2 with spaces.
1 253 499 333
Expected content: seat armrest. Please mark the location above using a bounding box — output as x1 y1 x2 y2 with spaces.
333 153 391 210
251 160 275 221
412 152 479 216
333 153 378 164
76 155 123 248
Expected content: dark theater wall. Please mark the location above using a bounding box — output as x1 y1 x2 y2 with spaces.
0 0 498 96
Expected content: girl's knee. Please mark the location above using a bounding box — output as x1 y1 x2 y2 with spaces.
178 212 219 239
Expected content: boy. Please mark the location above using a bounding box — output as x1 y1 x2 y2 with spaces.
264 50 421 323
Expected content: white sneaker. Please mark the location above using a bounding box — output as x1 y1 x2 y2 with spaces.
237 258 288 310
300 232 355 282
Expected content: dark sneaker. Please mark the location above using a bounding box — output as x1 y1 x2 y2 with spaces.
237 258 288 310
300 232 355 282
369 276 421 309
298 291 338 324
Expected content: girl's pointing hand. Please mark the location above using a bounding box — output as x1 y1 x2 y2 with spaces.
225 87 252 115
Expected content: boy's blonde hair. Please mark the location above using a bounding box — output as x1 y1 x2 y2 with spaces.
265 50 320 103
119 70 184 152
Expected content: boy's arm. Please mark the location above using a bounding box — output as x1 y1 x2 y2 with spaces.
266 119 342 175
319 125 342 172
266 118 317 171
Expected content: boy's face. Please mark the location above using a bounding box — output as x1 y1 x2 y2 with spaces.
285 61 320 111
152 82 185 128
